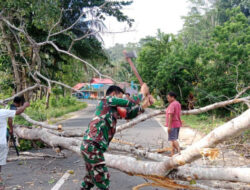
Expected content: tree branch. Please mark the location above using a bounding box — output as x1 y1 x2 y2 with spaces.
116 96 250 132
36 72 81 93
47 9 64 41
44 41 119 83
181 96 250 115
68 30 99 52
20 114 58 130
0 84 40 105
47 2 108 39
0 16 35 45
8 27 40 83
235 86 250 99
116 110 164 132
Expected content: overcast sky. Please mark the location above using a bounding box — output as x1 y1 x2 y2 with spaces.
102 0 189 48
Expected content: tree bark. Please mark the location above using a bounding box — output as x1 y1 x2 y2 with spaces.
46 87 51 109
20 113 58 130
169 166 250 183
0 21 22 92
109 143 168 161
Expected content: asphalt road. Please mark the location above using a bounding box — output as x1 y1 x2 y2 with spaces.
3 100 168 190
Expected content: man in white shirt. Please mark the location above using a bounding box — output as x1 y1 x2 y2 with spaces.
0 102 29 189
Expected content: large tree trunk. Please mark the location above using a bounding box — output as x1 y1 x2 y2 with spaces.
169 167 250 183
164 109 250 171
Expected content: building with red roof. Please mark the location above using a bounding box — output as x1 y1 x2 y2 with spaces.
73 83 86 90
90 78 114 84
73 78 138 99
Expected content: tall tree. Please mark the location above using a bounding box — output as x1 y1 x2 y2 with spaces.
0 0 133 97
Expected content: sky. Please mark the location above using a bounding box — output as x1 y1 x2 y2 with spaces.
102 0 190 48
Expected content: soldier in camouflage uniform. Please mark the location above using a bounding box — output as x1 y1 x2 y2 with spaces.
80 84 149 190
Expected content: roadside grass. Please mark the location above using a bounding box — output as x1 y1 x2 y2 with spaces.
181 114 226 134
182 114 250 142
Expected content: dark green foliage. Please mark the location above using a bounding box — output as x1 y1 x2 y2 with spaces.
0 0 134 95
18 139 45 151
133 7 249 112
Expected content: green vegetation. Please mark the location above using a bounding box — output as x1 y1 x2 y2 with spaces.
107 1 250 116
182 114 250 141
14 95 87 126
182 114 226 134
0 0 134 102
18 139 46 151
136 8 249 108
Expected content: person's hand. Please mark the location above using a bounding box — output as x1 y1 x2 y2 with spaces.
148 95 155 105
141 96 150 109
23 102 30 108
168 127 172 134
140 83 149 96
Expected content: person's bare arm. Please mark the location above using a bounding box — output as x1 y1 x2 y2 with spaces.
168 113 173 133
15 102 30 115
8 118 14 134
140 83 149 98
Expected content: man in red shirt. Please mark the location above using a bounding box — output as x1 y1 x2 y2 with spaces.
165 92 182 156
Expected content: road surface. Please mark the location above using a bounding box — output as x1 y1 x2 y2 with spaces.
3 100 168 190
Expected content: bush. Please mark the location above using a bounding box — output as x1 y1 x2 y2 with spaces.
18 139 45 151
198 114 208 121
50 95 78 107
182 114 226 134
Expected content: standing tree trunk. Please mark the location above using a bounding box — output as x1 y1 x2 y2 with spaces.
45 87 51 109
0 21 22 92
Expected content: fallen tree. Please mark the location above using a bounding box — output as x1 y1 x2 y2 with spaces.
116 96 250 132
20 113 59 130
10 96 248 133
13 108 250 184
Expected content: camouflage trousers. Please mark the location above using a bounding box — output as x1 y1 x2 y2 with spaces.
80 141 110 190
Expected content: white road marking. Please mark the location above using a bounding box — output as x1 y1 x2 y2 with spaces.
51 171 71 190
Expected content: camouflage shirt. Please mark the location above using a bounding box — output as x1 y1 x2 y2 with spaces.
83 94 144 150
